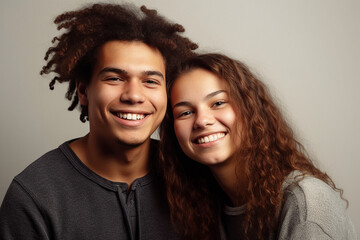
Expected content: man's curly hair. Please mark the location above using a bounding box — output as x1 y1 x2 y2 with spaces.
40 3 198 122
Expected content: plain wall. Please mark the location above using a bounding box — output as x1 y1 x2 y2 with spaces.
1 0 359 234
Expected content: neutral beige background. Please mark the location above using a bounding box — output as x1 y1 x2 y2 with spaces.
1 0 359 235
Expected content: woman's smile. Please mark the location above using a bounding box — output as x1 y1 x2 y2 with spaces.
171 68 240 166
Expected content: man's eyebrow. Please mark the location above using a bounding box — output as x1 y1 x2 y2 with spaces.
98 67 127 76
142 70 165 80
172 90 227 109
97 68 164 80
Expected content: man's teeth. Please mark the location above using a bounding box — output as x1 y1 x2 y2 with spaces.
197 133 225 144
117 113 145 120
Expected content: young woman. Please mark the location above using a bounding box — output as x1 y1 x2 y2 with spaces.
159 53 357 240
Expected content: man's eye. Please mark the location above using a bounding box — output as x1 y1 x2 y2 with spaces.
144 79 160 85
106 77 121 81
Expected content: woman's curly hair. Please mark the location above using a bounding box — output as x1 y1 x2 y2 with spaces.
40 3 198 122
159 53 344 240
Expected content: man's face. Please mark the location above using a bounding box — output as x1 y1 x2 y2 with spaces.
79 40 167 147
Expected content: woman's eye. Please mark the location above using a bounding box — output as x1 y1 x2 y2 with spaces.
213 101 225 107
178 110 192 118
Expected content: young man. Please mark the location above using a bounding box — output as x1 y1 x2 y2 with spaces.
0 3 197 239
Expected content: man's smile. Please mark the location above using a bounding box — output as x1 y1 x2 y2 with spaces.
113 112 147 121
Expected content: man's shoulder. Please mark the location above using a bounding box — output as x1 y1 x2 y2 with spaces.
15 140 74 185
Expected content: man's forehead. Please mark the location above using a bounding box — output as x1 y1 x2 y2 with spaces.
92 40 166 74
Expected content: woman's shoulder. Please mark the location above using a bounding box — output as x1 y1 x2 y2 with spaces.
277 171 357 239
284 171 345 212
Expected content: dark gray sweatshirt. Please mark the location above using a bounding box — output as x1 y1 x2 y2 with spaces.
0 140 180 240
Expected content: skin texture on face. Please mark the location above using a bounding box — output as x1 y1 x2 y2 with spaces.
78 40 167 148
171 68 240 168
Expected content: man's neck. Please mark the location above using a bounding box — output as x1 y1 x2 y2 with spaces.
70 134 152 186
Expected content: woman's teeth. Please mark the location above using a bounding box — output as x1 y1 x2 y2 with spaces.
197 133 225 144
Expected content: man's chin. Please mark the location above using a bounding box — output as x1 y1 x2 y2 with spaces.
114 137 149 148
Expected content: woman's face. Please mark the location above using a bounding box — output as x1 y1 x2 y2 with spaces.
171 68 241 167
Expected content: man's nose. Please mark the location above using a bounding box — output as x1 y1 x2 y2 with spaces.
120 80 146 104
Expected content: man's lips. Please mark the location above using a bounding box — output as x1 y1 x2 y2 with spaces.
194 132 226 144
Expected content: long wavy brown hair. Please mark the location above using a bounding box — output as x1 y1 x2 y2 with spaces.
40 3 197 122
159 53 343 239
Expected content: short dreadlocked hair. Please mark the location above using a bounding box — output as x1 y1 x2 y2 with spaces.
40 3 198 122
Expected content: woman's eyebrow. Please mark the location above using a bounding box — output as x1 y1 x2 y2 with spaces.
204 90 227 100
172 90 227 110
172 101 192 110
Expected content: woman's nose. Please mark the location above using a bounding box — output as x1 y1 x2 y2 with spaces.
193 109 215 129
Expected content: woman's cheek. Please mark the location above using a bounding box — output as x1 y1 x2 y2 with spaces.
174 120 191 149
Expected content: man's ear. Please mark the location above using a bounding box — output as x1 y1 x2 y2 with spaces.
77 81 88 106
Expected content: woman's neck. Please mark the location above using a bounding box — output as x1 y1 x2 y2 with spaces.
209 157 248 207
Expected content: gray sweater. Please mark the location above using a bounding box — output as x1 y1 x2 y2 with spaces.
223 171 358 239
0 140 180 240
